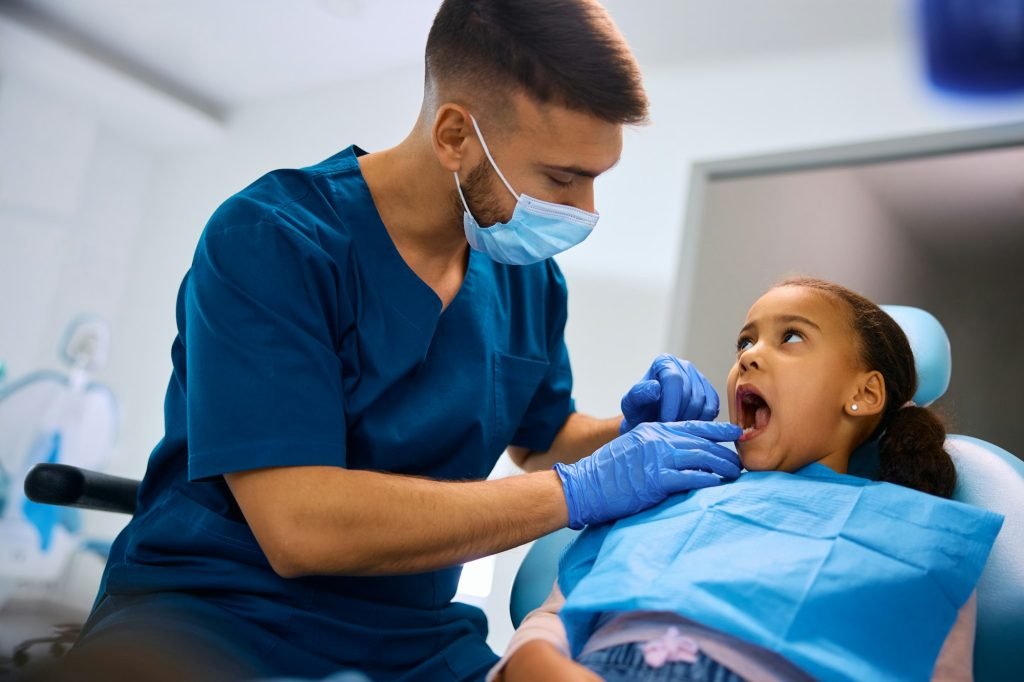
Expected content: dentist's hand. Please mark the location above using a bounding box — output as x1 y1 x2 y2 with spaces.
620 354 720 434
554 421 742 530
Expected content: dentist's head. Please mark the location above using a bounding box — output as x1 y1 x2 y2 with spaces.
420 0 648 264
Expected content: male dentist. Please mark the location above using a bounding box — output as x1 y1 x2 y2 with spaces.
70 1 741 680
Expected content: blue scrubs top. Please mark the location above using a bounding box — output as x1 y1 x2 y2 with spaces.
90 146 576 680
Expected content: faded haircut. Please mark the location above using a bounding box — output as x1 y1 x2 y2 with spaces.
425 0 649 124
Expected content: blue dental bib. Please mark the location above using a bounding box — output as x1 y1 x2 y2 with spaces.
559 463 1003 681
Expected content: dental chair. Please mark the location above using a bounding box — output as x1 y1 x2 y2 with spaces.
23 308 1024 680
508 306 1024 682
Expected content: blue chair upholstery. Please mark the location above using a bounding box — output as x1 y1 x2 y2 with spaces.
509 526 578 629
509 306 1023 681
945 435 1024 680
880 305 951 406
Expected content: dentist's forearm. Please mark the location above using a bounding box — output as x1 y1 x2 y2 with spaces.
513 412 621 472
226 466 569 577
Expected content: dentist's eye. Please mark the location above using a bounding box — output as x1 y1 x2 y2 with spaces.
782 329 804 344
736 337 753 353
548 174 574 187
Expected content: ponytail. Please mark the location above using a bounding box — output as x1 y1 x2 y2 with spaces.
878 405 957 499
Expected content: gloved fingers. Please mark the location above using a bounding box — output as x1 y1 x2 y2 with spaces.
655 357 688 422
620 380 663 434
670 449 742 480
663 420 742 444
659 469 725 495
651 356 718 423
621 379 661 415
655 427 741 471
679 362 707 422
695 370 721 422
641 353 674 382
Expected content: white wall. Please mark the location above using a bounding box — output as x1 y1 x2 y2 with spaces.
0 75 157 626
0 74 155 422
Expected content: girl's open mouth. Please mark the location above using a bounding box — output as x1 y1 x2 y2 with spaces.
737 386 772 442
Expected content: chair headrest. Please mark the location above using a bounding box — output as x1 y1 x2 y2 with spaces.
880 305 951 406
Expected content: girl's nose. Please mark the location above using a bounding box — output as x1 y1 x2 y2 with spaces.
739 346 761 372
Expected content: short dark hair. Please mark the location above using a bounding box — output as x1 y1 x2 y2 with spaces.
425 0 649 124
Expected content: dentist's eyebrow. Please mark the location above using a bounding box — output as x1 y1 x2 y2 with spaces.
739 314 821 337
543 158 620 178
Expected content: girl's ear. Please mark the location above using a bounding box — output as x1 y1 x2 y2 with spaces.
846 370 885 417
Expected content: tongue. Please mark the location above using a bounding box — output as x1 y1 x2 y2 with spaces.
755 405 770 430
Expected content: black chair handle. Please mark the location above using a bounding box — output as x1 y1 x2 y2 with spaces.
24 463 139 515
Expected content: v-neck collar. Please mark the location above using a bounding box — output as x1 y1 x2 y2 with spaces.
329 145 483 334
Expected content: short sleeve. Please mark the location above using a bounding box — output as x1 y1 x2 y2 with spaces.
185 210 348 481
509 261 576 452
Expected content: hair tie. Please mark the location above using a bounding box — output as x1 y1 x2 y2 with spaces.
901 400 917 409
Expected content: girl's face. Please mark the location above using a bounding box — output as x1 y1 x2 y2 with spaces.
725 286 875 474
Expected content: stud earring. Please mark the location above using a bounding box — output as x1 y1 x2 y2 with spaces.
851 404 859 412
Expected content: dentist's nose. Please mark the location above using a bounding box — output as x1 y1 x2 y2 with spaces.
581 186 595 214
562 180 596 214
568 185 596 214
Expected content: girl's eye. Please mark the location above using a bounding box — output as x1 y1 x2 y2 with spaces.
736 337 753 353
783 329 804 344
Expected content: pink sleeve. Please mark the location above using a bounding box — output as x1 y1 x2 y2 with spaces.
485 582 571 682
932 591 977 682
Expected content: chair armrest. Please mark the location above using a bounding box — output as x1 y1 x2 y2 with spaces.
24 463 139 515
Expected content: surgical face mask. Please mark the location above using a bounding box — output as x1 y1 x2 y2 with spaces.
455 115 599 266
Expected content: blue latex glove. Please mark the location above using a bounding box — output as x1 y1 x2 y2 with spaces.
554 421 742 529
620 354 720 434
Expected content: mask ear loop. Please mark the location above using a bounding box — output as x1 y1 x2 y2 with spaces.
468 114 520 201
453 172 474 216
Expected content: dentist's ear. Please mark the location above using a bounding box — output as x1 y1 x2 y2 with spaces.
847 371 885 417
432 103 475 173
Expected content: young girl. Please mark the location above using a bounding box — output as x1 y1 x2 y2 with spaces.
491 277 1003 682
